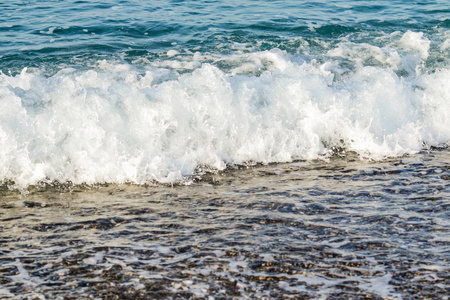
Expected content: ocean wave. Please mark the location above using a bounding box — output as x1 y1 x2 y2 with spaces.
1 31 449 189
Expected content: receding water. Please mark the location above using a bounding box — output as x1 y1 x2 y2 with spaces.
1 150 449 299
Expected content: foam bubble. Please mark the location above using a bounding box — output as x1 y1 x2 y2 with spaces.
441 37 450 51
166 50 179 57
399 31 430 60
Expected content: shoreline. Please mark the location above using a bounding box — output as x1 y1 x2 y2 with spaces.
1 149 449 298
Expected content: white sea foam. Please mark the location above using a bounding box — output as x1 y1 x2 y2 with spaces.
166 50 179 57
1 32 449 188
399 30 430 60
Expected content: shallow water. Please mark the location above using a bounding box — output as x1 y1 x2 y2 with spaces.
1 150 449 299
1 1 450 298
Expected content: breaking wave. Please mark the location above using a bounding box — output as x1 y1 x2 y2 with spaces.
1 31 449 188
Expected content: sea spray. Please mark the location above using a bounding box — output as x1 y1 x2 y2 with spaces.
1 32 450 188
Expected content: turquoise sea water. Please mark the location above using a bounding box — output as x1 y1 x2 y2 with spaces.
0 2 450 299
1 0 450 71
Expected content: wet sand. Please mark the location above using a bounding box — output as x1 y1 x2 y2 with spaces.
1 150 449 299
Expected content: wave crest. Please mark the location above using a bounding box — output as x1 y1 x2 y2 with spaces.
1 39 450 188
